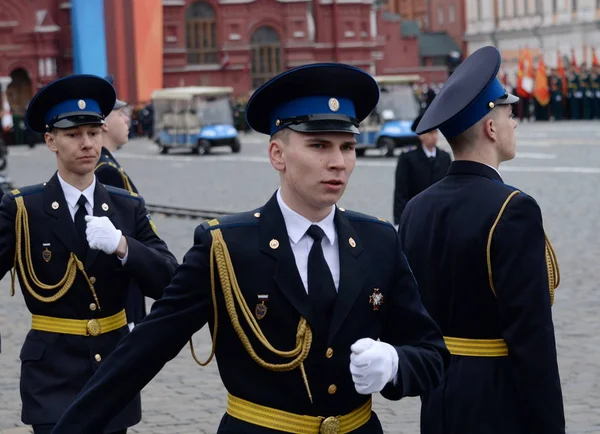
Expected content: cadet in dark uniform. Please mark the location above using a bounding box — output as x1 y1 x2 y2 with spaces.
400 46 565 434
549 69 564 121
581 68 593 120
96 89 146 329
0 75 178 434
51 64 448 434
567 67 581 119
393 114 451 225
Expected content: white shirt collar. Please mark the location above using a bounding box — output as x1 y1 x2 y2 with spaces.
57 172 96 209
484 163 502 179
276 189 336 246
422 146 437 158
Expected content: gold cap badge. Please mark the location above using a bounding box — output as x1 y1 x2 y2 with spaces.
328 98 340 112
78 99 86 110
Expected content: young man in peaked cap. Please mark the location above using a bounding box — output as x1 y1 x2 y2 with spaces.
96 76 147 330
51 63 448 434
399 46 565 434
0 75 178 433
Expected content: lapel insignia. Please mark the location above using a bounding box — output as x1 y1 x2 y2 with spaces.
348 237 356 248
369 288 384 311
51 201 59 210
42 243 52 262
255 294 269 319
269 239 279 249
102 203 109 211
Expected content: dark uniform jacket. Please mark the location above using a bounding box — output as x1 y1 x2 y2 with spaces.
393 146 451 224
51 193 449 434
399 161 565 434
95 146 146 325
0 174 177 430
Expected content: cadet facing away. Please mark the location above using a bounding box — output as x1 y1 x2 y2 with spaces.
52 63 449 434
400 46 565 434
0 75 178 434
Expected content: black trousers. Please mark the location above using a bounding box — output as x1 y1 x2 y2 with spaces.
33 426 127 434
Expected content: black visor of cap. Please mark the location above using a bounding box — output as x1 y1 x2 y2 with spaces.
50 113 105 130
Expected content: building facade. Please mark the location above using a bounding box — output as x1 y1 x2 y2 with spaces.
0 0 451 121
465 0 600 85
429 0 467 53
385 0 428 28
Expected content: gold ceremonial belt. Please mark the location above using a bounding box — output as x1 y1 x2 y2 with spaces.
31 309 127 336
227 394 372 434
444 336 508 357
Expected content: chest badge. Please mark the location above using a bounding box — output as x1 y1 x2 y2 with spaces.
255 294 269 320
42 243 52 262
369 288 384 311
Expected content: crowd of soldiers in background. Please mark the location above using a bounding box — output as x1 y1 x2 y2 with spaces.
413 65 600 123
514 65 600 122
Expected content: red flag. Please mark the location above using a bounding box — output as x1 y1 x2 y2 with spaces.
571 48 579 72
557 50 567 95
517 48 534 97
533 57 550 106
592 48 599 67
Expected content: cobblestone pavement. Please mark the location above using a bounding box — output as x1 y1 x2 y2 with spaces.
1 121 599 433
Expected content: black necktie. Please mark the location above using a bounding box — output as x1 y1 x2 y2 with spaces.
306 225 337 324
75 195 88 248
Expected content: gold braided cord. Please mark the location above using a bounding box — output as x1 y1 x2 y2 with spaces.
486 190 521 297
119 169 134 193
190 226 314 402
486 191 559 304
545 234 560 306
11 196 101 308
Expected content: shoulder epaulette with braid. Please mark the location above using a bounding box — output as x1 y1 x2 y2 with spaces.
9 184 45 198
341 208 393 228
201 210 261 231
103 184 141 201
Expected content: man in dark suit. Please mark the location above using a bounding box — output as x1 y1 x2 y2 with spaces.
399 46 565 434
393 115 451 225
0 75 178 434
96 87 145 329
52 64 449 434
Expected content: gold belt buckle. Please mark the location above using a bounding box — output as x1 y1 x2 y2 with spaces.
320 416 340 434
86 319 101 336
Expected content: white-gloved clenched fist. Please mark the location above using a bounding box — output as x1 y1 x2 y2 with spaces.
85 215 122 255
350 338 399 395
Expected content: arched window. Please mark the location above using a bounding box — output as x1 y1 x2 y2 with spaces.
186 1 217 65
250 27 282 90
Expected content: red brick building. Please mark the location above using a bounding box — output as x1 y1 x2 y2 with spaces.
0 0 442 112
428 0 466 54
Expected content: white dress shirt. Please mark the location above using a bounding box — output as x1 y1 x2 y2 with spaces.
422 146 437 158
276 189 340 292
57 173 128 265
57 173 95 219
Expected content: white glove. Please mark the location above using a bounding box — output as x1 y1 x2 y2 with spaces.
350 338 399 395
85 215 122 255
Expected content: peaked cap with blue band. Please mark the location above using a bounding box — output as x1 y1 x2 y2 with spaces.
26 75 116 133
415 46 519 137
245 63 379 136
